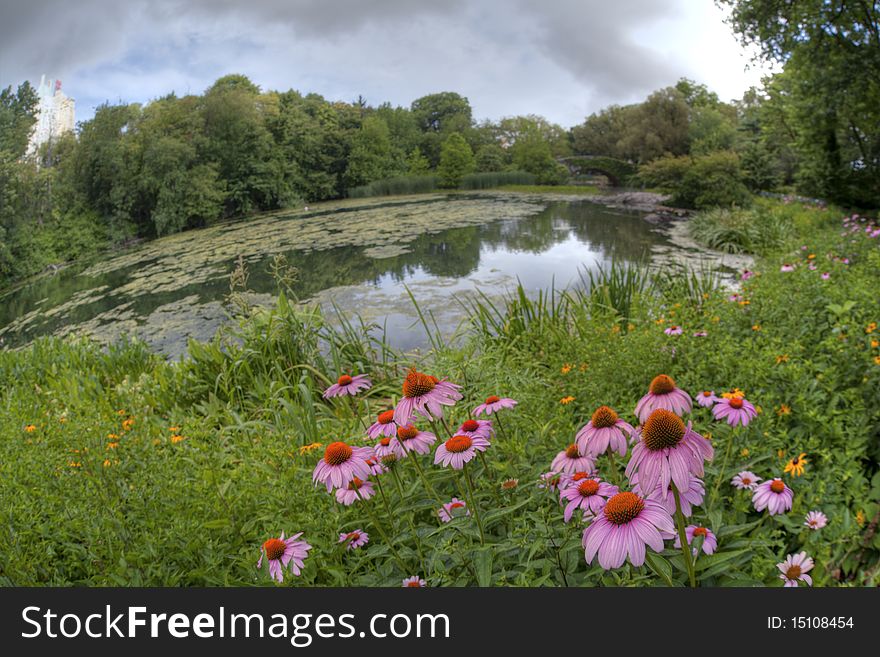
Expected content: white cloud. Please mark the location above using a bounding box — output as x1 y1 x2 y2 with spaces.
0 0 777 127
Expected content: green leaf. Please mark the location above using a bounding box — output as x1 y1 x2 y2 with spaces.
644 552 674 586
474 547 493 586
202 519 231 530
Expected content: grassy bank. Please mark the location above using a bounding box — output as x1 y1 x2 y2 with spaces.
0 199 877 586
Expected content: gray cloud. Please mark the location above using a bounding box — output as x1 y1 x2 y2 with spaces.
0 1 759 126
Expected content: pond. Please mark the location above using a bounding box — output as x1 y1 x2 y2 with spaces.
0 192 711 357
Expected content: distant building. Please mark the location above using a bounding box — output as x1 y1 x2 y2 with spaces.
26 75 75 156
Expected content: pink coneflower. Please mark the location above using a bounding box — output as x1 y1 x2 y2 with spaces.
696 391 719 408
366 409 397 440
626 409 713 494
728 293 742 302
456 418 494 441
559 470 593 489
692 331 708 337
538 471 563 491
257 532 312 582
753 478 794 515
674 525 717 555
323 373 372 398
808 262 817 271
312 442 374 492
741 270 755 281
664 325 683 336
582 491 675 569
731 470 761 491
438 497 470 523
473 395 518 416
634 374 692 423
551 444 596 474
374 436 406 460
560 477 618 522
434 434 489 469
391 424 436 455
335 477 376 506
402 576 426 587
575 406 635 457
338 529 369 550
821 272 830 280
632 472 705 518
777 552 814 587
712 395 757 427
364 456 386 476
394 369 462 424
804 510 828 530
780 264 795 272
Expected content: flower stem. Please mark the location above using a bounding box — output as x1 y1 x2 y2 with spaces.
359 491 408 573
409 452 443 508
349 396 369 432
389 466 406 497
671 482 696 588
374 476 396 534
606 450 621 486
494 413 506 439
462 463 486 546
709 429 735 510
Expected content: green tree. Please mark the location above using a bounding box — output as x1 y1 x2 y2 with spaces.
344 115 394 188
721 0 880 205
437 133 475 188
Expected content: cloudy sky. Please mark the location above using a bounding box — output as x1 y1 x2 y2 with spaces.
0 0 774 127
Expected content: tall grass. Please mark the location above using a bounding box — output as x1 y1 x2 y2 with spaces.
347 171 537 198
655 262 722 308
348 175 439 198
459 171 535 190
688 207 792 255
572 261 653 330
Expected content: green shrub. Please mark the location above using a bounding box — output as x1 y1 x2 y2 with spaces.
638 151 751 209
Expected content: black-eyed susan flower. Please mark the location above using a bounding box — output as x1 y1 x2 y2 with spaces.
784 452 808 477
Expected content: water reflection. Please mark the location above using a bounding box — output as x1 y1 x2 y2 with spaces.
0 198 669 355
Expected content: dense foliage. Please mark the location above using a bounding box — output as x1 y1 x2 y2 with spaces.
0 80 578 288
0 199 877 586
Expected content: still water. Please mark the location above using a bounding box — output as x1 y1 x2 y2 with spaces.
0 194 673 356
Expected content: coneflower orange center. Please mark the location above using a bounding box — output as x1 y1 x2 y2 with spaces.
485 395 501 404
403 369 437 398
741 476 752 485
324 441 353 465
348 477 364 490
450 501 465 509
693 527 708 537
406 580 422 587
445 435 473 453
578 480 600 496
337 374 353 386
572 471 591 481
603 492 644 525
785 565 802 579
262 538 286 561
397 425 418 441
770 480 786 493
591 405 618 428
461 419 479 432
641 409 686 450
565 444 581 459
377 410 395 424
649 374 676 395
729 397 744 409
346 531 360 541
702 391 713 397
379 437 391 446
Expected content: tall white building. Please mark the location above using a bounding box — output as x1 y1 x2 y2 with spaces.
26 75 76 156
